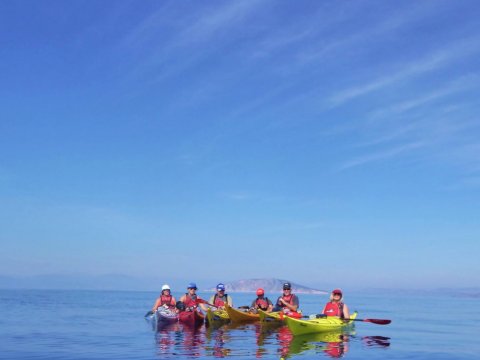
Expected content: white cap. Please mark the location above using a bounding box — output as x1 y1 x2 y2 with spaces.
162 284 170 291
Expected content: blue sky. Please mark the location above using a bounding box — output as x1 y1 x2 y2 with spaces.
1 0 479 290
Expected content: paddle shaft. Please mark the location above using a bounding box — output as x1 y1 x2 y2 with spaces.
195 298 218 308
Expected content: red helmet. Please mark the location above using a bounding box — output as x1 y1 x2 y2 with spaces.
332 289 343 296
256 288 265 296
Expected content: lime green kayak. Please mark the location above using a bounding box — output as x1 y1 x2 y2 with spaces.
258 308 302 322
206 308 229 324
258 308 282 322
284 312 358 335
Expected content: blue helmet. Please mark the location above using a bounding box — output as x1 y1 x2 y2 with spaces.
187 282 197 290
216 283 225 291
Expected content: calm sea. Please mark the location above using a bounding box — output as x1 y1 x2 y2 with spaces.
0 289 478 359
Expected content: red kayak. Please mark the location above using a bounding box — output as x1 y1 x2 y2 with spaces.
179 310 205 327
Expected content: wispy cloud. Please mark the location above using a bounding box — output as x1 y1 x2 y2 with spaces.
328 37 480 107
295 1 441 66
338 141 425 170
121 1 264 82
368 73 480 120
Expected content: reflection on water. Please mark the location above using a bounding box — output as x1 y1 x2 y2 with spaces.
282 330 352 359
148 320 390 358
362 335 391 348
154 322 206 358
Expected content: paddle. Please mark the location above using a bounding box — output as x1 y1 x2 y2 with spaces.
195 298 218 308
351 318 391 325
304 314 391 325
144 310 154 317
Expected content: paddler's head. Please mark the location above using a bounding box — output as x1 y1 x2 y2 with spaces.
330 288 343 301
161 284 171 295
187 282 197 294
216 283 225 295
282 282 292 295
256 288 265 298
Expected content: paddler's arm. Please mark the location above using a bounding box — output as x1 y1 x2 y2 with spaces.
321 304 327 315
280 296 298 311
342 304 350 319
267 299 273 312
152 298 161 312
198 300 208 311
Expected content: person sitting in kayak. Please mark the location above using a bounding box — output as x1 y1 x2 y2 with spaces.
151 284 177 312
272 282 299 314
179 282 207 312
208 283 233 310
322 288 350 319
251 288 273 312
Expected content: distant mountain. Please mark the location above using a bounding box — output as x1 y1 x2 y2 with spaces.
205 278 327 294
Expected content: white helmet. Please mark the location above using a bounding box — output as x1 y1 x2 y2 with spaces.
162 284 170 291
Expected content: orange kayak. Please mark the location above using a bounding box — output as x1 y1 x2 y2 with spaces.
225 303 259 323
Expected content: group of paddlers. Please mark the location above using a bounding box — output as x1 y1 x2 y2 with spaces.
152 282 351 319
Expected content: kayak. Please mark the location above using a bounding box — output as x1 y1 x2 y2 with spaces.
206 308 229 324
178 310 205 327
155 307 179 327
225 303 259 323
258 308 302 322
284 312 358 335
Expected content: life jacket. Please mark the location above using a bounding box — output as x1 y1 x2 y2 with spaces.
213 294 229 307
278 294 296 308
323 301 345 318
160 295 175 308
255 297 270 310
183 293 197 308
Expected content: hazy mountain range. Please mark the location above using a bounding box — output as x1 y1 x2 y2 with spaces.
205 278 328 294
1 275 478 298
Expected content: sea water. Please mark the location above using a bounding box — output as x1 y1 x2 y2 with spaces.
0 289 478 359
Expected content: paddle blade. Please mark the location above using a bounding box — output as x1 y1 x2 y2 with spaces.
144 310 154 317
363 318 391 325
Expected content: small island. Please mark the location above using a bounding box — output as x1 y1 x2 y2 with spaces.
204 278 328 294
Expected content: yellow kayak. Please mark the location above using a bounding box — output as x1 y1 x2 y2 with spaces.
258 308 282 322
206 308 229 324
284 312 358 335
258 309 302 322
224 303 259 323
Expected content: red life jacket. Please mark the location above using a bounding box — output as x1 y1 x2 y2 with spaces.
323 302 344 318
160 295 175 307
213 294 229 307
255 297 270 310
279 294 296 308
183 293 197 308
